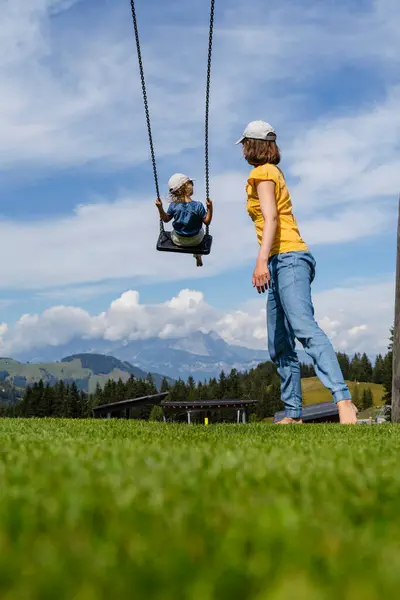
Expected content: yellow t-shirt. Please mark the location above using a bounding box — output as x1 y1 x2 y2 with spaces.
246 163 308 257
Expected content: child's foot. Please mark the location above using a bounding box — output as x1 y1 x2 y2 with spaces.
337 400 358 424
276 417 303 424
194 255 203 267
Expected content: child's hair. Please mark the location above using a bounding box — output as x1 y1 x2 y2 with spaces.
169 181 193 203
243 137 281 167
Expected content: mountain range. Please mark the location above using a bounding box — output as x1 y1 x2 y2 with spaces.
0 354 173 395
14 331 310 381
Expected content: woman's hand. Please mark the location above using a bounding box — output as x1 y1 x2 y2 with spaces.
155 198 163 208
206 198 213 209
252 258 270 294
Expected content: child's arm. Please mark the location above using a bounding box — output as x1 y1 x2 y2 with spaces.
202 199 213 226
155 199 173 223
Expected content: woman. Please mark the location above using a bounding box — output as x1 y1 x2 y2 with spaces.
236 120 357 424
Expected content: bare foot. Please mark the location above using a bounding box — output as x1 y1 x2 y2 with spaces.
276 417 303 425
337 400 358 424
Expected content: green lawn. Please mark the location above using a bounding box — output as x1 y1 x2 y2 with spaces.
302 377 385 406
0 419 399 599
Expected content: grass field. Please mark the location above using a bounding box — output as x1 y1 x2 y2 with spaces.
0 419 399 599
301 377 385 406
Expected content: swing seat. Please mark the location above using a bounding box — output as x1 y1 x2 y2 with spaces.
156 230 213 255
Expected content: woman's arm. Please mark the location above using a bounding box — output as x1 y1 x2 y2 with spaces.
155 199 173 223
252 181 278 293
203 199 213 226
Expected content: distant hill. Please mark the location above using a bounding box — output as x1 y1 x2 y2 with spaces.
301 377 385 406
0 354 173 394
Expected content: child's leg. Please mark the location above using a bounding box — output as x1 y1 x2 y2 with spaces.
267 262 302 419
193 254 203 267
276 252 352 412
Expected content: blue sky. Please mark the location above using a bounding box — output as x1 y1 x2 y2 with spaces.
0 0 398 357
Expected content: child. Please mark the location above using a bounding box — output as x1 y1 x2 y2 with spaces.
156 173 213 267
236 120 358 424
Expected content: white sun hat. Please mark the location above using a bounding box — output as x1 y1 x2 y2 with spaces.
236 120 276 144
168 173 194 193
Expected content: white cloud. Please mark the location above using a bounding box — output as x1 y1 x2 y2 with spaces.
1 0 399 172
288 86 400 213
0 280 393 357
0 171 392 290
0 0 398 291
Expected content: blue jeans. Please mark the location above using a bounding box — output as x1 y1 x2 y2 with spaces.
267 251 351 418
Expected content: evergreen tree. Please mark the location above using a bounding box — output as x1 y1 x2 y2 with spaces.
135 379 149 398
187 377 197 402
360 353 373 382
300 363 315 378
79 390 90 418
33 380 46 418
160 377 170 393
207 377 219 400
125 375 138 399
218 371 228 399
227 369 241 398
145 374 158 395
67 382 81 418
352 384 363 411
115 378 127 402
43 383 55 417
350 353 362 381
92 382 103 407
337 352 351 380
197 381 206 400
373 354 385 384
53 380 67 417
362 388 373 410
20 385 34 417
170 379 187 402
64 383 73 418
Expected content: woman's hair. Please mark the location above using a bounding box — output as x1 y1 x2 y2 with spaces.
169 181 193 203
242 137 281 167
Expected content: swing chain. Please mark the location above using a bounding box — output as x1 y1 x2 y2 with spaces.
129 0 164 231
129 0 214 238
204 0 215 237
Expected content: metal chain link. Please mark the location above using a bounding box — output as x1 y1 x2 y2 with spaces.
204 0 215 237
129 0 164 231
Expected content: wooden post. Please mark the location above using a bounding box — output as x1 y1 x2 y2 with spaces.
187 411 191 425
392 197 400 423
237 409 241 424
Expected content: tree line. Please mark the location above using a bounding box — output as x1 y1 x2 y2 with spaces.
0 375 159 419
0 343 393 420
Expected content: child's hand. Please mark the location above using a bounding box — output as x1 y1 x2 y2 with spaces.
155 198 163 208
206 199 213 209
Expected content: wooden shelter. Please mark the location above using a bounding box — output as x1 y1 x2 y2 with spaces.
92 392 168 419
160 398 257 424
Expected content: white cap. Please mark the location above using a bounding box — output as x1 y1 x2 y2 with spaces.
168 173 193 193
236 120 276 144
